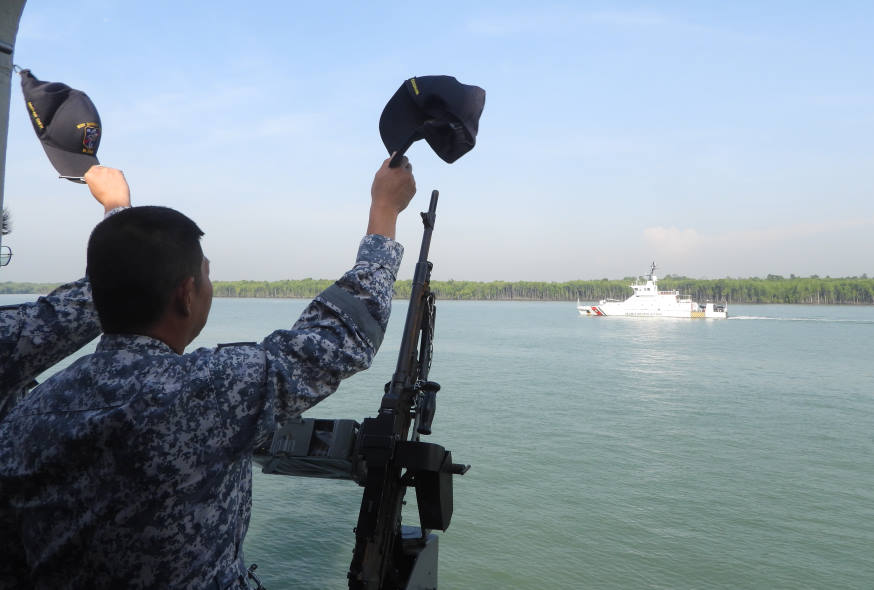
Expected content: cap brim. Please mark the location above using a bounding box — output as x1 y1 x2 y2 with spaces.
41 142 99 178
379 82 425 156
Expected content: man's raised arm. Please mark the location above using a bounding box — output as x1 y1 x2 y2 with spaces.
0 166 131 418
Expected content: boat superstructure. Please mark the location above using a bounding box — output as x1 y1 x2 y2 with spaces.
577 262 727 319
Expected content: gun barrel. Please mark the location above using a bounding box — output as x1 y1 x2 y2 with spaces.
381 190 439 413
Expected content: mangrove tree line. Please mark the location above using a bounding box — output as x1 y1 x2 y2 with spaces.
3 275 873 304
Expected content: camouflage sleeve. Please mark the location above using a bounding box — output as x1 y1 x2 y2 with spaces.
0 277 101 412
0 503 28 587
207 234 403 452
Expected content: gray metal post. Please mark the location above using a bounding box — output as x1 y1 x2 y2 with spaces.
0 0 27 251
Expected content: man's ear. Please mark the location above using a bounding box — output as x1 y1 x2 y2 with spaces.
174 276 196 316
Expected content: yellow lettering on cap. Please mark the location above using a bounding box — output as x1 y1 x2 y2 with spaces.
76 122 99 129
410 77 419 95
27 101 44 129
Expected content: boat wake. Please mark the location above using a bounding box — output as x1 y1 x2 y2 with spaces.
729 316 874 324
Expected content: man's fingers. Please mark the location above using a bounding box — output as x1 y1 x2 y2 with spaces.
84 165 112 183
83 165 99 181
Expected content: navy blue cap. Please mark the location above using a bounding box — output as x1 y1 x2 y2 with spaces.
379 75 485 163
20 69 101 178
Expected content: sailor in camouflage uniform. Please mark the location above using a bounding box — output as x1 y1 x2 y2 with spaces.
0 155 416 589
0 166 131 419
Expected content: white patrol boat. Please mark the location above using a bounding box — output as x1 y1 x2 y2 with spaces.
577 262 728 319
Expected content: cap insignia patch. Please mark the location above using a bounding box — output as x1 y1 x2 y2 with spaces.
79 122 100 153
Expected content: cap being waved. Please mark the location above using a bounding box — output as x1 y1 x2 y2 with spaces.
19 68 101 182
380 75 485 164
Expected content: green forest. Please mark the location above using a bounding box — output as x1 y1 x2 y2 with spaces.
4 274 873 304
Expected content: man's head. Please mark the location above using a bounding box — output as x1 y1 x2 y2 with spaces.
87 206 212 345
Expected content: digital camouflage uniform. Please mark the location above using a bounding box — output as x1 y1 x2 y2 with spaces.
0 234 403 589
0 278 101 420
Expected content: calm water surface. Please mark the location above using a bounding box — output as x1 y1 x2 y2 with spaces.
6 294 873 589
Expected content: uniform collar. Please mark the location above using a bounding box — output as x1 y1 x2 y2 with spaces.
96 333 177 355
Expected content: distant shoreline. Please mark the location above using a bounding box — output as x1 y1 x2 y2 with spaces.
4 275 873 305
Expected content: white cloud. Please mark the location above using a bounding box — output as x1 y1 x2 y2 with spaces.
464 8 670 37
641 218 874 277
587 11 669 28
646 218 874 249
643 226 702 254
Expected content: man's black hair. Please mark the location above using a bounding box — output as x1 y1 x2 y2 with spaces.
87 206 205 334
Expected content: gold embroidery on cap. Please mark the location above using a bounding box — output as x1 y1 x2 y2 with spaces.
410 78 419 95
27 101 44 129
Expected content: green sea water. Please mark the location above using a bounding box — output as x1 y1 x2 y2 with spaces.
7 295 873 589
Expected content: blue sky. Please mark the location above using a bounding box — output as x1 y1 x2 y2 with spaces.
2 1 872 282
